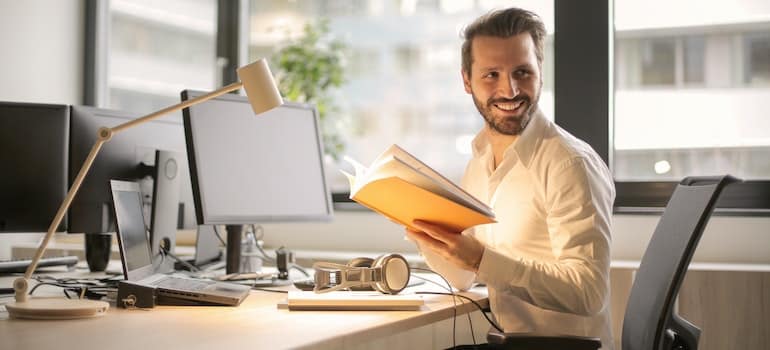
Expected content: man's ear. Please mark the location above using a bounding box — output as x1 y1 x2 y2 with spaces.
462 69 472 94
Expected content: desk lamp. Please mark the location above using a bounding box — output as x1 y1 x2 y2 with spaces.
6 59 283 319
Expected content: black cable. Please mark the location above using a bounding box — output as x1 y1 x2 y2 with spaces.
212 225 227 246
411 267 461 347
417 291 503 333
412 267 500 343
160 245 200 272
28 281 112 300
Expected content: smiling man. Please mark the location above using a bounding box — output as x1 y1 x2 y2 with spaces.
406 8 616 349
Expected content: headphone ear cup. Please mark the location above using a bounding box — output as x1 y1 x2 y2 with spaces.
372 254 410 294
347 257 375 291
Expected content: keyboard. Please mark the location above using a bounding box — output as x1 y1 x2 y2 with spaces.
153 276 213 292
0 256 79 274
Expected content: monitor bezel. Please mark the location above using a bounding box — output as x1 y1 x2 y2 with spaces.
0 101 69 233
181 90 333 225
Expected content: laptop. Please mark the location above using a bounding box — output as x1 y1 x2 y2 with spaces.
110 180 250 306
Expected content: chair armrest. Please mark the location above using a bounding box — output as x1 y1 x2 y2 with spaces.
487 329 601 350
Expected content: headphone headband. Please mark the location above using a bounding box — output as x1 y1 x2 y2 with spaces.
312 254 410 294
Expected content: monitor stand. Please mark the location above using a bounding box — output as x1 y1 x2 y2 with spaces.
225 225 243 274
149 150 182 273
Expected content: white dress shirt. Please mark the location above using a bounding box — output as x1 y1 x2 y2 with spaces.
420 109 615 349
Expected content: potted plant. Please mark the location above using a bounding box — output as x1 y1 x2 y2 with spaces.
271 19 348 161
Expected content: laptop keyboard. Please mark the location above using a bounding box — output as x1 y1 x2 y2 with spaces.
153 277 213 292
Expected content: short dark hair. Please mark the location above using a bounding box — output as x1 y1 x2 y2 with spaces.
461 8 546 76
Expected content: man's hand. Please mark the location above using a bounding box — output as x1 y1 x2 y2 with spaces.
406 220 485 273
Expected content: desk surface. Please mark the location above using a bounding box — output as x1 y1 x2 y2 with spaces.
0 267 488 350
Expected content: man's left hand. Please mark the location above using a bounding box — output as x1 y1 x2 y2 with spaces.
406 220 485 273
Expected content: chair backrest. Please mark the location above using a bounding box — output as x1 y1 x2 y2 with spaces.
622 175 739 350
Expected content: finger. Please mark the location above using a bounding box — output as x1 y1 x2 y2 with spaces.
413 220 458 236
405 227 422 234
411 220 455 244
406 230 446 249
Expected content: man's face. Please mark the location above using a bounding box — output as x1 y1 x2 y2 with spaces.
463 33 542 136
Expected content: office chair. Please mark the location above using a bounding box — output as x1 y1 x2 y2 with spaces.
486 175 740 350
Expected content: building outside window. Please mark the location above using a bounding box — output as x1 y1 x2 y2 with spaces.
102 0 218 116
614 0 770 182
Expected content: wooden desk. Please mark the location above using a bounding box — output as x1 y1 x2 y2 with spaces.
0 268 490 350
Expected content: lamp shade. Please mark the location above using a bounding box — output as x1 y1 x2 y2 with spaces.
237 58 283 115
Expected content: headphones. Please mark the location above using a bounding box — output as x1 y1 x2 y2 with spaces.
312 254 410 294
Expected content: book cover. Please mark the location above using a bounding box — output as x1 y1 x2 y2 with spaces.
342 145 495 232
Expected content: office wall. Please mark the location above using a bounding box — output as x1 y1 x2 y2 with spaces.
0 0 84 104
261 212 770 265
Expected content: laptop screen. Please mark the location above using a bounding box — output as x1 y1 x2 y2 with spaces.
111 180 155 280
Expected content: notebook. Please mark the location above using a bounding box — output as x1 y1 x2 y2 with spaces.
110 180 250 306
284 291 425 311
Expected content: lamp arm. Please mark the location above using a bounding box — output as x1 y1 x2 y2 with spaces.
13 81 244 302
112 82 243 133
14 136 108 302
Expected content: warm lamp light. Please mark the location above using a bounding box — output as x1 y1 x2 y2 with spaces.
6 58 283 319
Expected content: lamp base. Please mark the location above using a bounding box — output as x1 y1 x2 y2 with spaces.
5 298 109 319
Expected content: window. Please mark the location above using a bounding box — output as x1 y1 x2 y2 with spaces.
614 0 770 183
683 36 706 84
745 33 770 86
84 0 769 211
640 38 676 86
87 0 218 115
615 35 706 89
247 0 555 193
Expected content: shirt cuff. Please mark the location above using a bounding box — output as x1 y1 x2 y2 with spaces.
476 247 527 288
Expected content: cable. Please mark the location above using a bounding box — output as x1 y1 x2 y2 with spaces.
291 265 310 278
159 246 200 272
250 225 276 262
411 267 462 347
411 269 501 334
211 225 227 246
27 276 115 301
417 291 502 333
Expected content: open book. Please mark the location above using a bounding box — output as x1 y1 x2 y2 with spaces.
342 144 495 232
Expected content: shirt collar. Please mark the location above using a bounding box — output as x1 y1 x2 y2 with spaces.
471 109 547 169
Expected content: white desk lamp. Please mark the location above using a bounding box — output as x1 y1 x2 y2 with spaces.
6 58 283 319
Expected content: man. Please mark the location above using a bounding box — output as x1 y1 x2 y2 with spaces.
406 8 615 349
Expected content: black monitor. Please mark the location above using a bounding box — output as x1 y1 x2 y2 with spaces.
181 90 333 273
68 105 197 235
0 101 69 232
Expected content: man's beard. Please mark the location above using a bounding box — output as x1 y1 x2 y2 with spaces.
472 91 539 136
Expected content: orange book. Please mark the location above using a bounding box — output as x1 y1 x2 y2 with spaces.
342 145 495 232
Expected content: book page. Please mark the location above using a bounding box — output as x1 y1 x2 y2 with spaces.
365 156 493 218
385 145 493 216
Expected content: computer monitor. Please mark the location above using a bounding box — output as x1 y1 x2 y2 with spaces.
68 105 197 235
181 90 333 273
0 101 69 232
